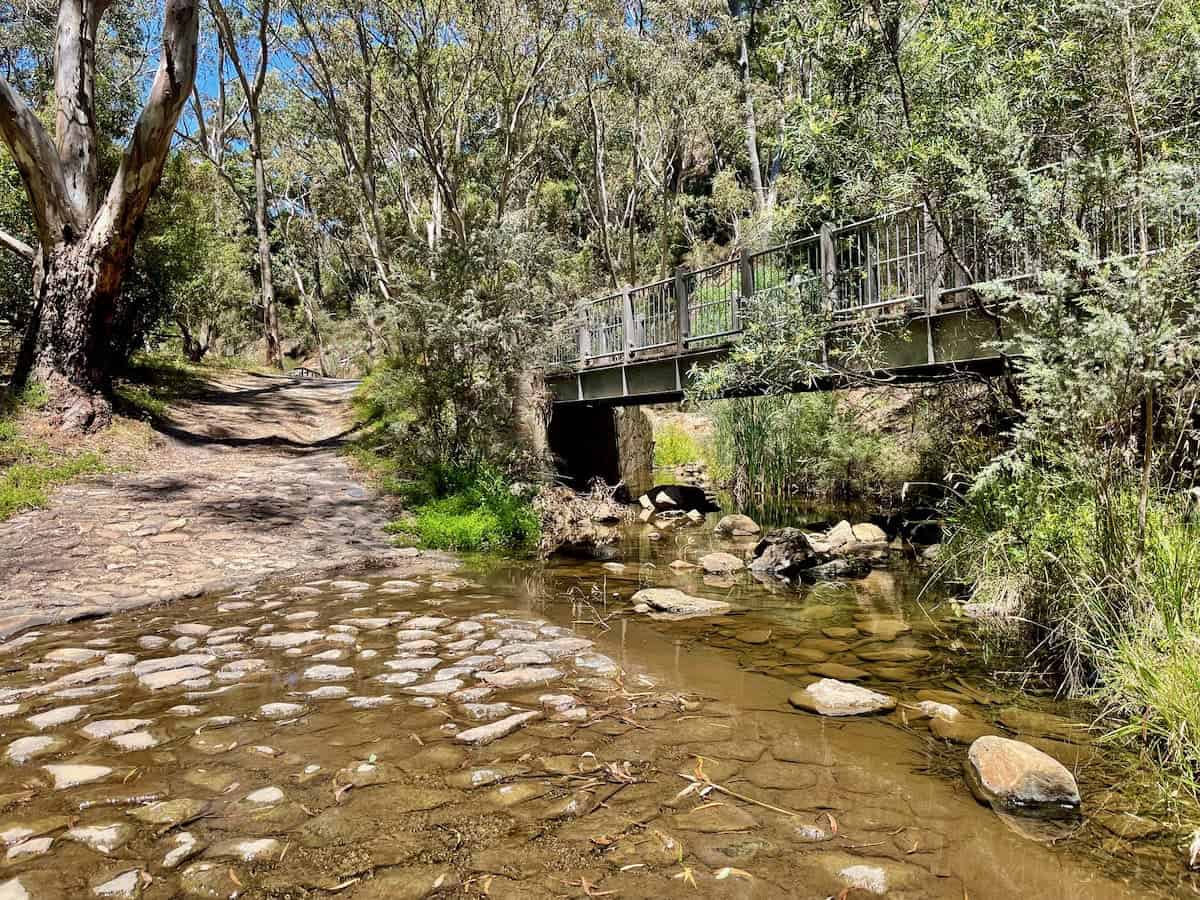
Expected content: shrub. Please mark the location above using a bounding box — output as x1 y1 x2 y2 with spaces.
653 424 701 468
390 463 540 554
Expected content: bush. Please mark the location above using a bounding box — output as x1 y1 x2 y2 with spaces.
386 463 540 554
653 424 702 468
948 463 1200 790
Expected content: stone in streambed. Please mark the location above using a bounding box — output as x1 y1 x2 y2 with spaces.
5 736 67 763
789 679 896 717
964 735 1081 818
43 764 112 789
930 716 998 746
479 668 562 689
810 662 870 682
456 711 542 746
630 588 731 618
698 552 744 575
65 823 134 855
714 514 760 536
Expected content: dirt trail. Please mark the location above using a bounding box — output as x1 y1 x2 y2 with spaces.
0 372 445 637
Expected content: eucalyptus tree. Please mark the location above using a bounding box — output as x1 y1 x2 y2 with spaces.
0 0 200 430
193 0 283 367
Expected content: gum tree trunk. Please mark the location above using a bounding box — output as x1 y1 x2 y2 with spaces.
0 0 200 430
21 238 121 429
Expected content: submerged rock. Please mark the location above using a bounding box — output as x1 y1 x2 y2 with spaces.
964 736 1081 818
698 552 744 575
788 679 896 717
455 711 542 746
629 588 732 618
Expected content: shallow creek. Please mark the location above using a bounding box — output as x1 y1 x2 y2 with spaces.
0 517 1191 898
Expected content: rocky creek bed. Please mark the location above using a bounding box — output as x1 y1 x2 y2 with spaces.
0 516 1190 898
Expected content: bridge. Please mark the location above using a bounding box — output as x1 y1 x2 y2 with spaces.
543 190 1194 407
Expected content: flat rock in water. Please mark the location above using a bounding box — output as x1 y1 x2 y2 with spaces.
5 736 67 763
456 711 542 745
698 552 744 575
128 798 210 829
43 764 112 789
479 668 562 689
349 866 459 900
789 679 896 717
671 804 759 833
735 628 772 645
930 716 998 746
139 666 212 690
630 588 732 618
964 735 1081 818
811 662 870 682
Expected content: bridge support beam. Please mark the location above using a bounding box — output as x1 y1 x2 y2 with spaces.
547 404 654 499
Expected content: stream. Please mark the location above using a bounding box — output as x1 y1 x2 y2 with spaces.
0 512 1191 898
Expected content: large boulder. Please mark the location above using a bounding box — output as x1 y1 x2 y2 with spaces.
714 514 761 536
698 552 744 575
750 529 824 578
825 520 857 550
804 557 871 581
850 522 888 544
630 588 732 618
964 736 1081 818
788 679 896 717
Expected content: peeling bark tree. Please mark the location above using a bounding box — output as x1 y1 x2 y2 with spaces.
0 0 200 430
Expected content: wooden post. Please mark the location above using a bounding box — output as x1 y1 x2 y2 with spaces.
737 248 754 333
577 301 591 366
922 204 943 365
674 267 690 353
923 204 944 317
819 223 837 315
622 287 635 361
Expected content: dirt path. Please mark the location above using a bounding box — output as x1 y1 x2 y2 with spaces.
0 372 445 637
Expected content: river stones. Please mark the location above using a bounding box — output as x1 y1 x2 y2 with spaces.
789 679 896 717
6 736 67 763
160 832 203 869
996 707 1090 744
671 804 758 833
456 711 542 745
65 823 134 854
81 719 151 740
964 736 1081 818
698 552 744 575
43 764 112 789
810 662 869 682
855 618 911 639
350 866 459 900
206 837 282 861
129 798 210 830
930 716 997 745
92 868 146 898
855 647 932 663
630 588 732 618
139 665 212 690
715 514 760 536
25 704 85 731
303 664 354 682
479 668 563 689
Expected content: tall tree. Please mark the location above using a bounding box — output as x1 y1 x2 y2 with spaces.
0 0 200 430
205 0 282 367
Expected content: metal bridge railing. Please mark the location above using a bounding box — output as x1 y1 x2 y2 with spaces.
547 173 1199 372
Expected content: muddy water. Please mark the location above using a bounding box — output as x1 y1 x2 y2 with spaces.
0 522 1189 898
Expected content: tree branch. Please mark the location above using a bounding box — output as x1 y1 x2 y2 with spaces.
0 227 34 260
0 72 77 248
92 0 199 281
